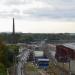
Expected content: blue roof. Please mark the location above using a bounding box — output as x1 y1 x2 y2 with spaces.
37 58 49 61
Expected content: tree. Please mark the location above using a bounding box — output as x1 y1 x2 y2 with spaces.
0 41 19 67
0 63 7 75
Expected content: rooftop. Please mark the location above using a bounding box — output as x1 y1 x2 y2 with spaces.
63 43 75 50
38 58 49 61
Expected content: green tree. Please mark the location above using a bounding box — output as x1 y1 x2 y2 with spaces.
0 63 7 75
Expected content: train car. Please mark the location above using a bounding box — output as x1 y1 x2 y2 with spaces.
37 58 49 69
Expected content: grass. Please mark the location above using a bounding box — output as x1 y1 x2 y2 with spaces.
25 62 38 71
24 62 41 75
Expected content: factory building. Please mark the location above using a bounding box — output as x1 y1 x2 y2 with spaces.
55 43 75 62
55 43 75 74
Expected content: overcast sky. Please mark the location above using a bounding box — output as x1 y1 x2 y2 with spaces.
0 0 75 33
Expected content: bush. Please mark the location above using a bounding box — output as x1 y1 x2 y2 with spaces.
0 63 7 75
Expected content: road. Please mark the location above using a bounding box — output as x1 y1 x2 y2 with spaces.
17 62 23 75
16 49 30 75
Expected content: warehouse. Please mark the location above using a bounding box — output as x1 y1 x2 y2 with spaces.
55 43 75 62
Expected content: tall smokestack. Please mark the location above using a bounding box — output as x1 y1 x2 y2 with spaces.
13 18 15 35
12 18 16 44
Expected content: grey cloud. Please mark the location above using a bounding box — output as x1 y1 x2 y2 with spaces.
41 0 75 4
0 9 31 19
1 7 75 21
0 9 20 14
1 0 75 21
5 0 35 5
0 12 26 19
0 9 20 18
5 0 26 5
40 0 75 9
24 8 75 20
